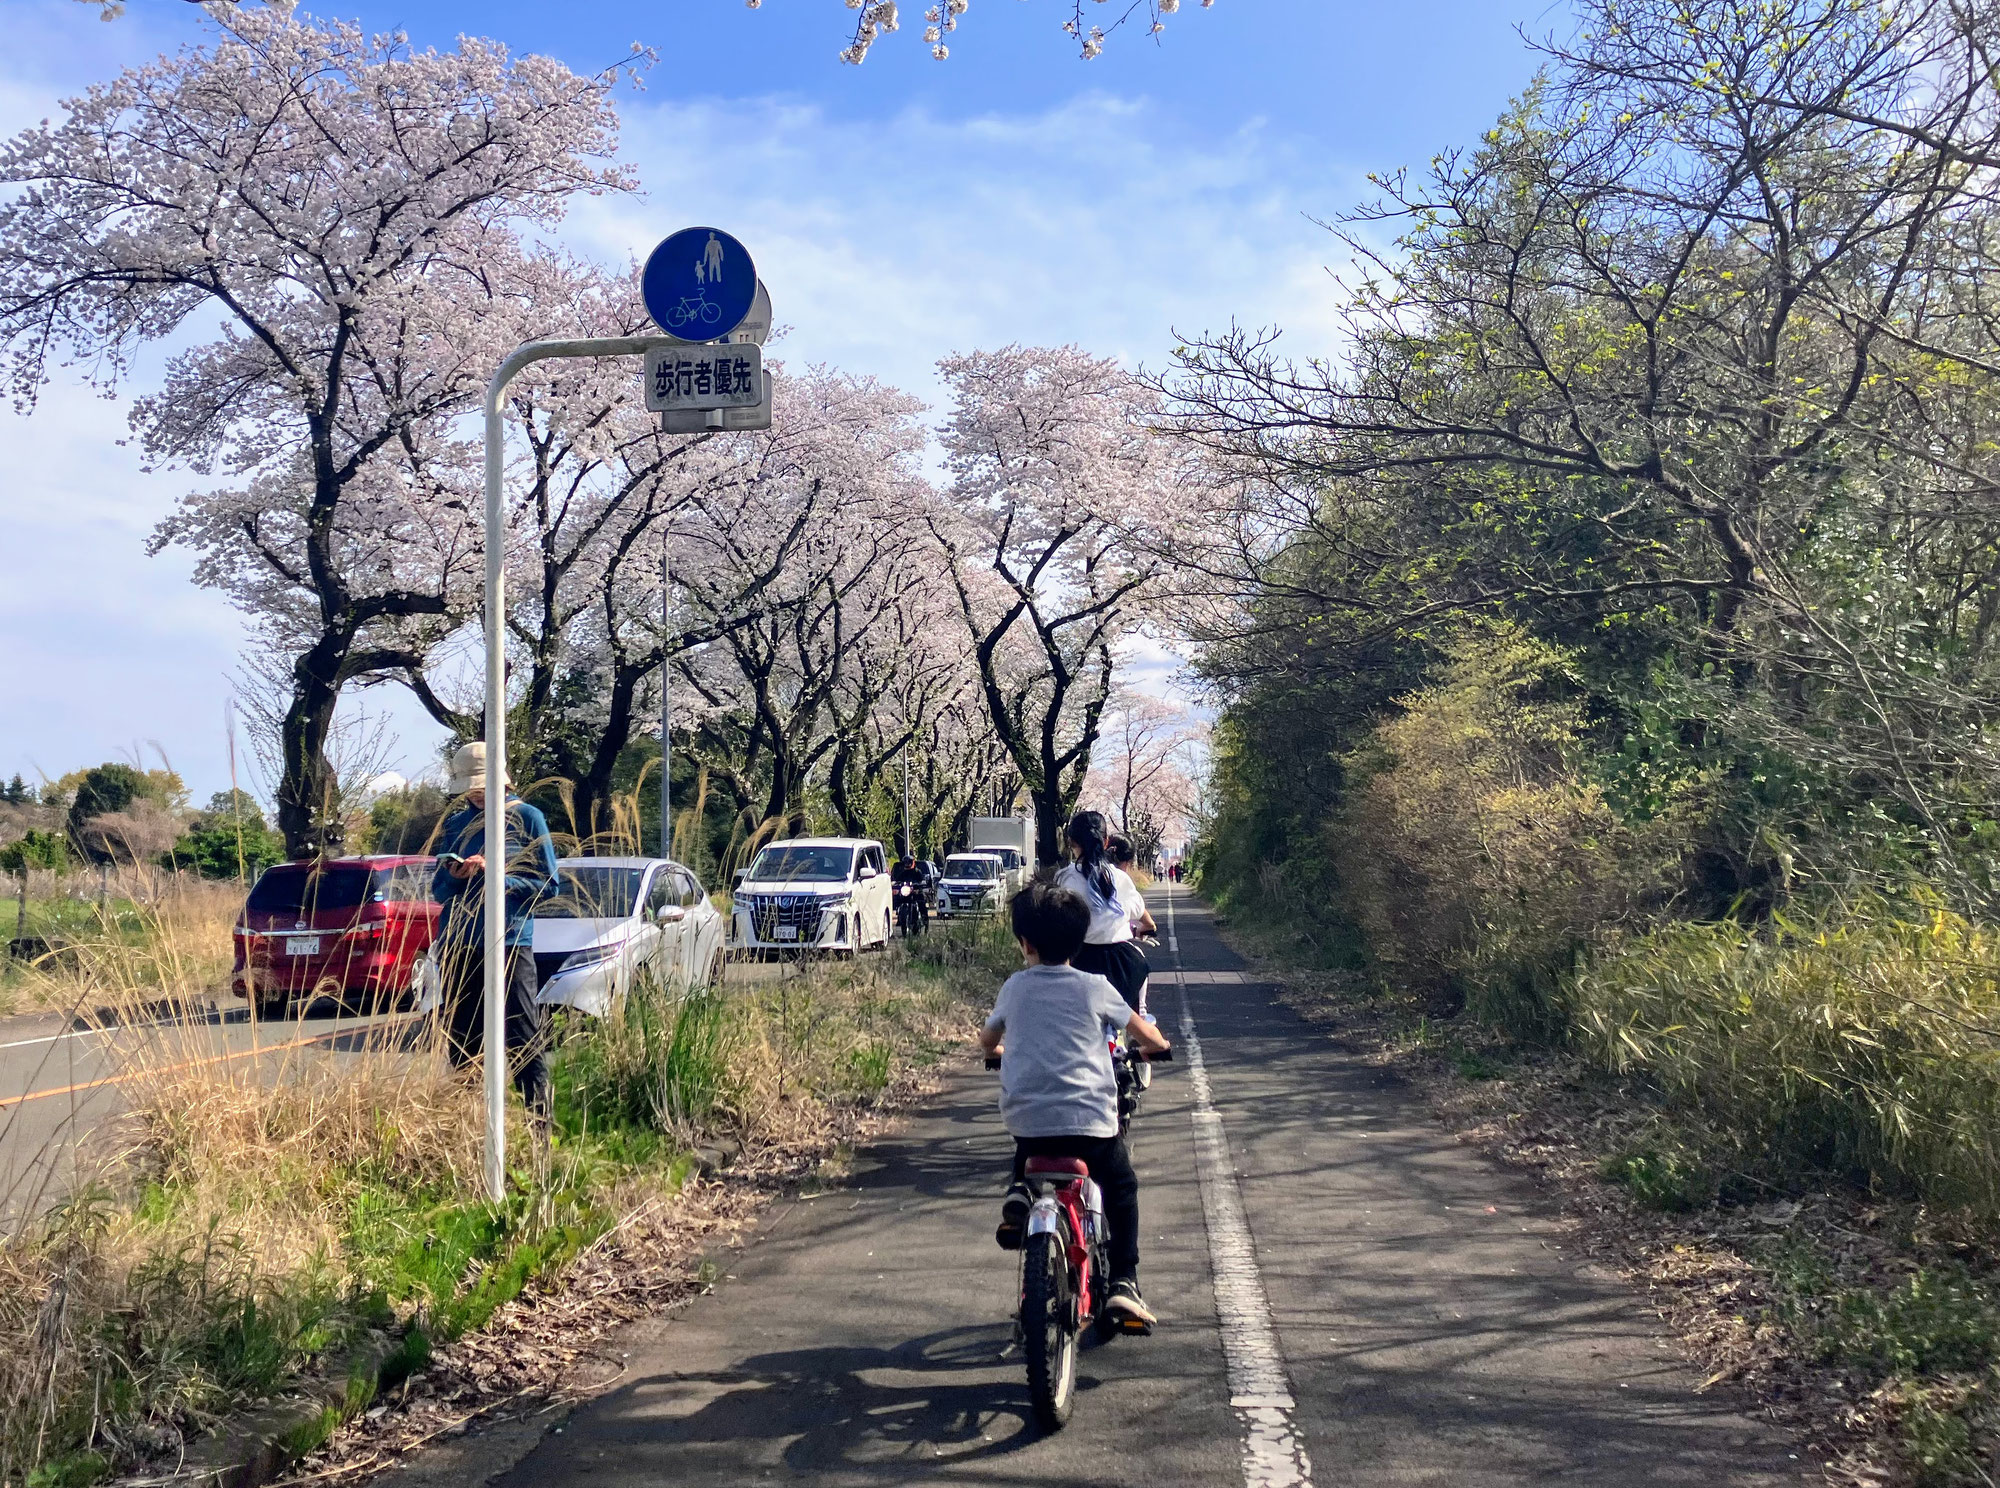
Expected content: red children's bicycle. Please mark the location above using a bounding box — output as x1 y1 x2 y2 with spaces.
986 1046 1170 1429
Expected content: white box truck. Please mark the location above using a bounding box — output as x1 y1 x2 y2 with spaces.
967 816 1035 891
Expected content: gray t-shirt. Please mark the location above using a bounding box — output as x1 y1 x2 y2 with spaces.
984 963 1137 1139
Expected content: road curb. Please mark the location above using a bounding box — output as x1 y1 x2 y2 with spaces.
165 1330 421 1488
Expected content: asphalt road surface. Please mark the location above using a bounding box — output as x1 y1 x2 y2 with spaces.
383 885 1806 1488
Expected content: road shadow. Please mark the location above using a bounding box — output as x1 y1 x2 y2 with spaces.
502 1325 1055 1484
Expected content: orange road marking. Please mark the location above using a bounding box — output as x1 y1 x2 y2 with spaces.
0 1015 420 1110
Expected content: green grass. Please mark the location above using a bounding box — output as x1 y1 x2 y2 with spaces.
1598 1142 1715 1211
1768 1247 2000 1485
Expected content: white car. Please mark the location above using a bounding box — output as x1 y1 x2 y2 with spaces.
532 857 728 1016
936 852 1008 919
732 837 893 955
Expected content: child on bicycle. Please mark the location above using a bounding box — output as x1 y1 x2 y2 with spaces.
980 879 1171 1328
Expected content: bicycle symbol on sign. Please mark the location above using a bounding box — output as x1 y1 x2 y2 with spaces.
667 295 723 330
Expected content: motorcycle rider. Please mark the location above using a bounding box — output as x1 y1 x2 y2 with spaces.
981 879 1170 1329
891 851 929 933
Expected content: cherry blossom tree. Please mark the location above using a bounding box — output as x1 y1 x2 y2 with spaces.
374 253 749 838
0 6 631 854
1083 687 1203 860
671 367 931 838
929 344 1186 862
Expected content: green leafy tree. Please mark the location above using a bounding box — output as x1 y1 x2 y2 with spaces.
0 830 70 874
168 790 285 880
65 763 147 862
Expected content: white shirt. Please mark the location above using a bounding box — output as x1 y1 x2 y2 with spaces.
1056 863 1146 945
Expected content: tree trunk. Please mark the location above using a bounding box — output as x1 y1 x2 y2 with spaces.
274 624 354 858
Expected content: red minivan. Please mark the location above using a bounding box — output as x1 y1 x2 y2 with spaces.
231 856 439 1017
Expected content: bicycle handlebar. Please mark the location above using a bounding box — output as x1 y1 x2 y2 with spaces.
983 1047 1173 1070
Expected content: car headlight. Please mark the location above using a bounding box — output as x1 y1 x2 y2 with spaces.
560 943 623 972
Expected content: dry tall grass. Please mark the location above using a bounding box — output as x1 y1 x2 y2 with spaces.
0 876 1001 1484
3 870 240 1018
0 880 501 1484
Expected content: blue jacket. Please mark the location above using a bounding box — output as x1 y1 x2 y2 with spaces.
431 796 558 951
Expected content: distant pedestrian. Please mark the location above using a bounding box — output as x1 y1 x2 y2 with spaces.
431 743 559 1125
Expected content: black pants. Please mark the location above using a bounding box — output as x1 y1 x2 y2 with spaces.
438 942 550 1118
1073 940 1150 1016
1013 1133 1141 1285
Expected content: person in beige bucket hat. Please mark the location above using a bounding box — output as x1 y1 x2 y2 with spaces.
430 743 557 1123
445 741 509 795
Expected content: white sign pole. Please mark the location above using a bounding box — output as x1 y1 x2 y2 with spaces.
672 540 680 856
481 333 677 1204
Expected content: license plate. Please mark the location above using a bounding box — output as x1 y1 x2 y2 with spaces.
284 935 321 956
774 925 799 941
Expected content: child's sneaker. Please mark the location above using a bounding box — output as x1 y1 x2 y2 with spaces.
1105 1279 1156 1332
995 1181 1031 1250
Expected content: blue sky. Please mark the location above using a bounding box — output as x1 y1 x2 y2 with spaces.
0 0 1569 803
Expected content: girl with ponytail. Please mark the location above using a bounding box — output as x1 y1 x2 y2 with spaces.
1057 810 1159 1014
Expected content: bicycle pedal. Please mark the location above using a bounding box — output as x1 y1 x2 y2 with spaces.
1113 1313 1155 1335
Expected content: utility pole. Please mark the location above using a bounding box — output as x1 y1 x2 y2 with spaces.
902 750 911 859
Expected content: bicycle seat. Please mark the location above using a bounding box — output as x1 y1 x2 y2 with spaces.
1023 1156 1089 1179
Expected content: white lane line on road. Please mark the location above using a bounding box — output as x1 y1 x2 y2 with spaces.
1164 885 1315 1488
0 1028 102 1052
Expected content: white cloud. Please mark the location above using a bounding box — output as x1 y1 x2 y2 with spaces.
574 88 1366 399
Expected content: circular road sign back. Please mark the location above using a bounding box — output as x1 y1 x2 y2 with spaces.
642 227 757 341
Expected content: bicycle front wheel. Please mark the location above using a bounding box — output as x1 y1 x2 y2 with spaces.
1020 1229 1078 1430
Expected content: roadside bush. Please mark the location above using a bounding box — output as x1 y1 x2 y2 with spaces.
1328 623 1694 1036
167 792 285 881
0 829 69 875
1575 906 2000 1216
556 978 742 1142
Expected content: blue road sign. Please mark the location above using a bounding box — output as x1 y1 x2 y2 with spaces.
641 228 757 341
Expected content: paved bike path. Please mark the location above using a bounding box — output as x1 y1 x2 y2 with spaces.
1160 889 1800 1485
406 887 1801 1486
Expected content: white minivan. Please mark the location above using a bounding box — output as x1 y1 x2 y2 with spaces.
731 837 893 955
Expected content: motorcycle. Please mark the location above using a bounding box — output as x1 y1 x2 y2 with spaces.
894 880 927 937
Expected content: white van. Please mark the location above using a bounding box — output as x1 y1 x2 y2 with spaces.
936 851 1008 919
731 837 893 955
